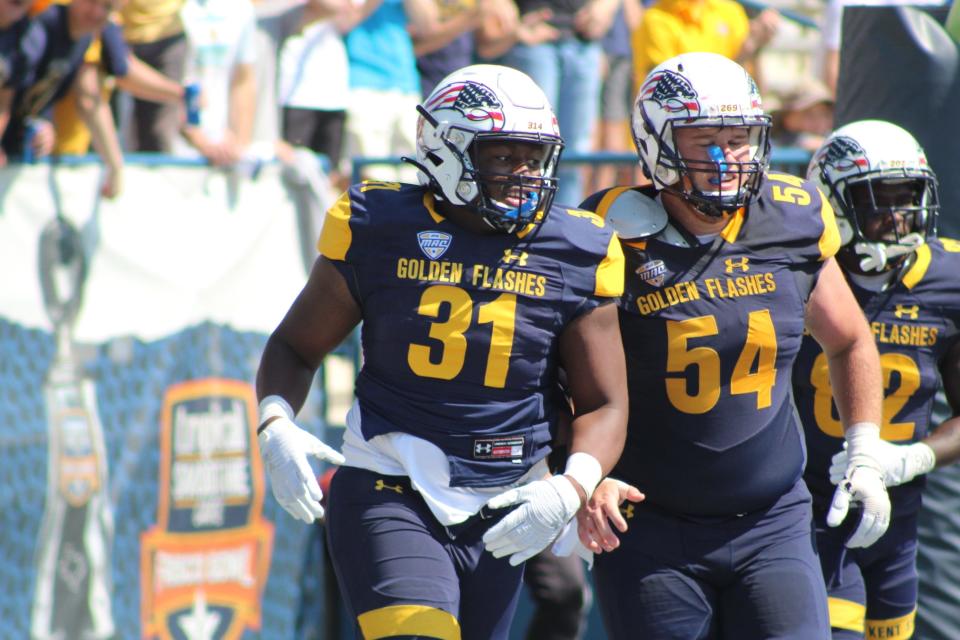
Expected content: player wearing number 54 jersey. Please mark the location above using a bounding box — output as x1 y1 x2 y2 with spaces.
794 120 960 639
254 65 628 640
575 53 887 640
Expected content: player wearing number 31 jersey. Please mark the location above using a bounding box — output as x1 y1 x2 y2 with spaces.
794 120 960 639
576 53 887 639
254 65 628 640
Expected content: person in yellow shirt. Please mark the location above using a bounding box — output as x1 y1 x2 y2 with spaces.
631 0 780 90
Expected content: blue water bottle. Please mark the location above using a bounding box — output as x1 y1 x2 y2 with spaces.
184 82 201 126
22 118 39 164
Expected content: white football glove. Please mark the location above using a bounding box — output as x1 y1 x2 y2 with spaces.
481 475 582 566
829 440 936 487
826 422 892 548
258 395 345 524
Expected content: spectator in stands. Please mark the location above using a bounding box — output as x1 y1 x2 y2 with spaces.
414 0 478 99
0 0 47 167
271 0 350 188
821 0 841 96
5 0 130 196
413 0 520 99
29 2 194 195
496 0 619 207
176 0 258 167
631 0 781 91
343 0 438 183
51 37 193 159
118 0 187 152
589 0 643 193
768 77 834 152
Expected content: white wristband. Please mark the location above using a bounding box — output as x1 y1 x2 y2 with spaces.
563 452 602 499
259 395 294 430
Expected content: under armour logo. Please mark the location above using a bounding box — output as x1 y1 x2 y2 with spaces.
619 504 635 520
374 479 403 494
724 257 750 273
475 443 493 455
894 305 919 320
502 250 528 266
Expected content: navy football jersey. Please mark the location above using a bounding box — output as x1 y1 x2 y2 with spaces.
0 16 44 91
583 173 840 516
318 182 624 488
795 238 960 516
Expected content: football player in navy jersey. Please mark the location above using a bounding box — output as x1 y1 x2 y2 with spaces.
574 52 889 639
794 120 960 639
255 64 628 640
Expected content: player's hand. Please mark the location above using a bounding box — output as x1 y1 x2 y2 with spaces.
577 478 644 553
258 416 345 524
829 440 936 487
482 475 581 566
826 423 891 548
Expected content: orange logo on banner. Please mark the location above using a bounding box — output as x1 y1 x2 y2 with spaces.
141 379 274 639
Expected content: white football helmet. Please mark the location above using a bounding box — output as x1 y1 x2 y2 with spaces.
410 64 563 233
632 52 771 217
807 120 939 274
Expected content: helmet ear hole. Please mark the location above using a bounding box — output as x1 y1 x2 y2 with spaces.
426 151 443 166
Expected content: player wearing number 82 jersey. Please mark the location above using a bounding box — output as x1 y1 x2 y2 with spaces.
794 119 960 639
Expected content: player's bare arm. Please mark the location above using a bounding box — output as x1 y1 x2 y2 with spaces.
559 302 628 481
805 257 882 426
256 256 362 412
807 257 890 547
254 256 358 523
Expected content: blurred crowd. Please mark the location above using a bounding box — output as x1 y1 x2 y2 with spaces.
0 0 838 205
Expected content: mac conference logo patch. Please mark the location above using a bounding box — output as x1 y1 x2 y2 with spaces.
637 259 666 287
418 231 452 260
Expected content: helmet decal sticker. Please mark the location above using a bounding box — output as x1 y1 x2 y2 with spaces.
816 136 868 174
640 70 700 117
425 81 505 131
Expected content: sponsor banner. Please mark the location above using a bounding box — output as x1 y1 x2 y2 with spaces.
0 163 329 639
141 379 274 639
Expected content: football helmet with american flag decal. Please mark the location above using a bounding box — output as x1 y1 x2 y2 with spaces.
808 120 939 274
409 64 563 233
632 53 771 217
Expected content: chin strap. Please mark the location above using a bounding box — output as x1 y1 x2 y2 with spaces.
852 232 925 273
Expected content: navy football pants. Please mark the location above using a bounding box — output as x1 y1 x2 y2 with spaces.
326 466 524 640
594 479 830 639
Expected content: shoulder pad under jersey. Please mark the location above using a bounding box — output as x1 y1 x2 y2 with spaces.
604 189 669 241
